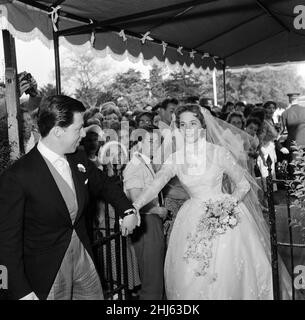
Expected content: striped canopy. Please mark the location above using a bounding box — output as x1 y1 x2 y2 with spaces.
1 0 305 70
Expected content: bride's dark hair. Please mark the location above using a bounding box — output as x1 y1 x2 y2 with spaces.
175 104 206 128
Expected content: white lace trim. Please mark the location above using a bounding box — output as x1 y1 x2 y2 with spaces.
0 3 214 73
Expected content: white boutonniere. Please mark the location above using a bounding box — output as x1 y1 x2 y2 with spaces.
77 163 86 173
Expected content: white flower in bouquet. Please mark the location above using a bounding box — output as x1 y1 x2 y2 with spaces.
229 217 238 226
216 227 224 234
220 215 229 223
214 207 223 217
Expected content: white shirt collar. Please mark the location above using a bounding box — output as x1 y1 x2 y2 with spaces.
37 139 67 165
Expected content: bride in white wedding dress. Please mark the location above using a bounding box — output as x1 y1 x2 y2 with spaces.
133 104 291 300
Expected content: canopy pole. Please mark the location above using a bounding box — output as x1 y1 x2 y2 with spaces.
2 30 23 159
212 68 217 106
53 31 61 95
222 60 227 104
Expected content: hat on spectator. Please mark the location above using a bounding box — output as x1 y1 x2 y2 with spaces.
287 93 301 104
287 93 300 98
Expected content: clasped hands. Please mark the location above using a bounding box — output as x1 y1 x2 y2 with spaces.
120 208 141 237
120 206 169 236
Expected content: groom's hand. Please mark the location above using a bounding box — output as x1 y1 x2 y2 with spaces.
120 214 138 236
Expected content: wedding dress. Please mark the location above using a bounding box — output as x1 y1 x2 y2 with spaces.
133 138 292 300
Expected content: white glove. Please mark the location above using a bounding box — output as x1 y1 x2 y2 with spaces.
280 147 289 155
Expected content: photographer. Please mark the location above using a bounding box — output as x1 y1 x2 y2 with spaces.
18 72 41 153
18 71 42 113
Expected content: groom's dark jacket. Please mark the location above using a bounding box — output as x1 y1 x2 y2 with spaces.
0 146 133 300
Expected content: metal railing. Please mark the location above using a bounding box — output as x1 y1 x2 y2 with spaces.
266 157 305 300
91 165 130 300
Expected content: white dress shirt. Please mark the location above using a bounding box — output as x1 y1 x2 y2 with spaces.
37 140 75 193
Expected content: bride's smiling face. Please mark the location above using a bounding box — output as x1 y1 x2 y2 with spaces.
179 111 203 143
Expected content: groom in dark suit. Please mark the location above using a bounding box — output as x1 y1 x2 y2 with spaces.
0 95 138 300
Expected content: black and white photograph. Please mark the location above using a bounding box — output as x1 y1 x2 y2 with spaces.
0 0 305 303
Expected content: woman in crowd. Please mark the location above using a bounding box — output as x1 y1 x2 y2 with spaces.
244 117 262 177
82 125 103 168
223 111 251 170
256 101 279 186
123 124 167 300
135 111 153 129
20 107 39 154
101 103 121 128
243 104 255 119
84 108 103 127
220 101 235 120
235 101 246 113
226 111 246 130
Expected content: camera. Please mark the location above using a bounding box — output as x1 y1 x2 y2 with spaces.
19 72 37 97
20 72 32 83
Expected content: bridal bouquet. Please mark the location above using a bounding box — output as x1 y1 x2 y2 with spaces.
183 196 240 278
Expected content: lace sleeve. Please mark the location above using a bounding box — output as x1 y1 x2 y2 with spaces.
219 147 250 203
132 158 177 210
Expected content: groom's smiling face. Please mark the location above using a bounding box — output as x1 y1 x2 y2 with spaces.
60 112 86 154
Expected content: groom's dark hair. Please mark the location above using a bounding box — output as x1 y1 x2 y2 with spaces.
38 95 86 137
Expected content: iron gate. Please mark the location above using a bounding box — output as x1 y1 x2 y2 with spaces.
91 166 130 300
266 157 305 300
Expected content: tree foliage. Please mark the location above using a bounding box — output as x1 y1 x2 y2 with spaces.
104 68 152 109
61 50 305 109
39 83 58 97
219 66 305 104
61 50 113 108
149 64 167 100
